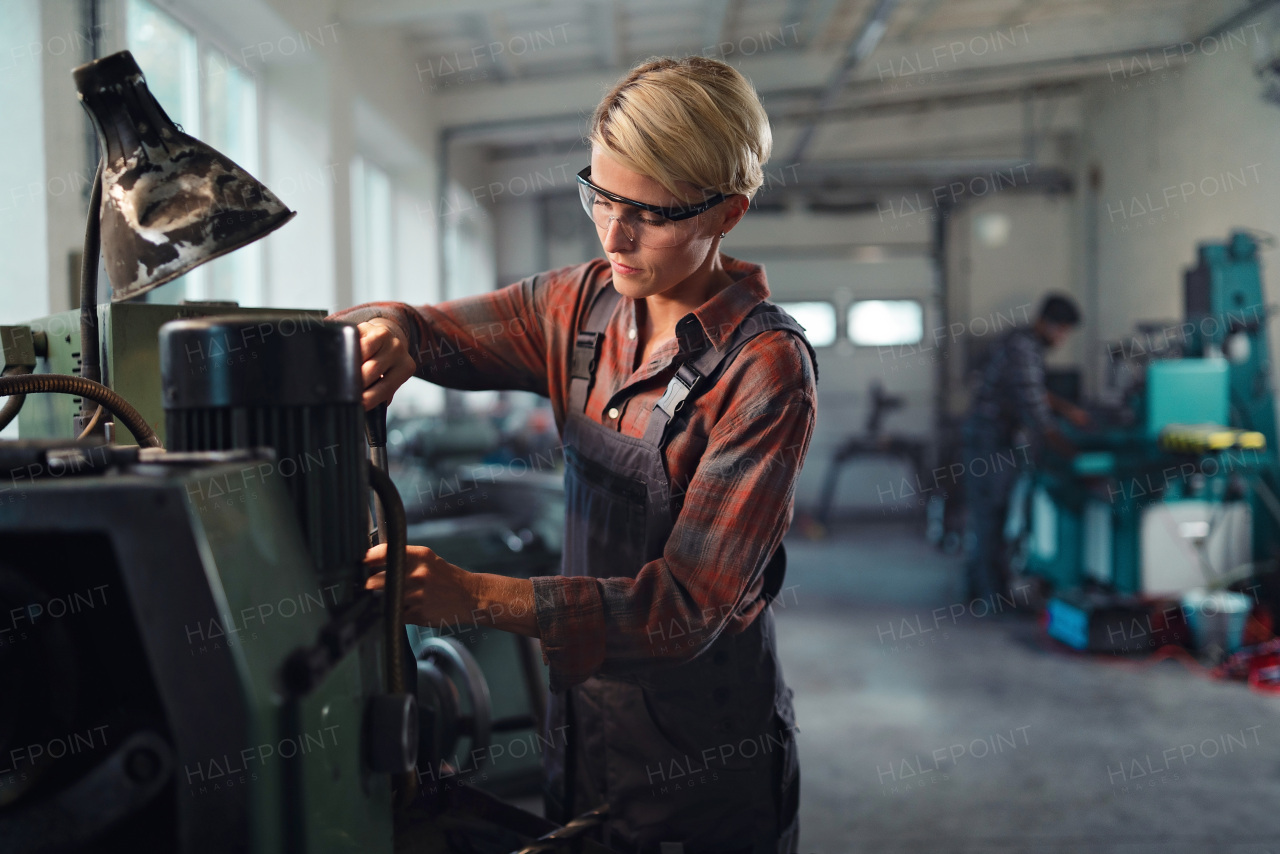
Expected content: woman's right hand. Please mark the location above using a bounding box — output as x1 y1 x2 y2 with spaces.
355 318 417 410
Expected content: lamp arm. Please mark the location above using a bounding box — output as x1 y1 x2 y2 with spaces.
79 157 104 400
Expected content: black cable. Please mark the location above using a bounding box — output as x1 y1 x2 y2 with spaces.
366 462 416 804
0 367 29 431
0 374 159 448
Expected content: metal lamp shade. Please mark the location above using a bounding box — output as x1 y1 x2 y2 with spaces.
73 51 295 302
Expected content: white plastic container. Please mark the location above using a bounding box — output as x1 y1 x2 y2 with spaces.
1181 589 1252 654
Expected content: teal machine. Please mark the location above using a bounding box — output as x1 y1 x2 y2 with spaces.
1023 232 1280 599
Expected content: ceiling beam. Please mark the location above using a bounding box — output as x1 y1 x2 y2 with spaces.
897 0 944 41
787 159 1073 192
790 0 903 162
481 144 1073 199
431 12 1188 128
473 12 516 80
1202 0 1280 36
782 0 810 40
995 0 1035 30
772 79 1082 126
467 81 1082 164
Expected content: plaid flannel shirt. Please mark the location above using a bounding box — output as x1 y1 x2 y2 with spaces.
968 325 1054 442
332 254 817 690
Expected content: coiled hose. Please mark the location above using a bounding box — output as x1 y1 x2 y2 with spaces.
0 367 29 431
0 374 161 448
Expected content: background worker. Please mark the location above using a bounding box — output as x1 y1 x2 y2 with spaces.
961 293 1087 602
333 56 815 854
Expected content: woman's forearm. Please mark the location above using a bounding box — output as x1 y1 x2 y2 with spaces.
468 573 540 638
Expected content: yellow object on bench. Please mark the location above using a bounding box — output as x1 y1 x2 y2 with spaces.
1158 423 1267 453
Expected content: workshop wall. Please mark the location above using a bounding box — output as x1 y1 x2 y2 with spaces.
1082 12 1280 387
944 193 1080 419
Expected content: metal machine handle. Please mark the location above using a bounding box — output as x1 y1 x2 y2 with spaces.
366 402 389 545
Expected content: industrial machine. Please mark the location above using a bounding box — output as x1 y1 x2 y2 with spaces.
0 318 418 853
1019 232 1280 645
0 49 610 854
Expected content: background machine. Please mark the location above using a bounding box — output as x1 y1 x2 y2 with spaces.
1016 232 1280 650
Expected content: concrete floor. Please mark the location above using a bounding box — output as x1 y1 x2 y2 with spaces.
779 519 1280 854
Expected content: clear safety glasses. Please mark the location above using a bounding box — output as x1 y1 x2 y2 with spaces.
576 166 729 248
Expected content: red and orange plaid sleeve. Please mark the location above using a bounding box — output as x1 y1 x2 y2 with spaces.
331 255 817 691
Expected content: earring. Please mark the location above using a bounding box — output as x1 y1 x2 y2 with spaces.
720 232 726 238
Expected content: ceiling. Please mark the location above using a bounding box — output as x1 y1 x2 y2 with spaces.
347 0 1231 84
337 0 1265 200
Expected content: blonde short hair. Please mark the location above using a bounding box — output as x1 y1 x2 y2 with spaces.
588 56 772 204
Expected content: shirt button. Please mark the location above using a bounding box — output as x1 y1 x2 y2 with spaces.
628 327 637 340
607 407 620 419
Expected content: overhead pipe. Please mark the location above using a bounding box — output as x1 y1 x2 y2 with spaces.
787 0 902 164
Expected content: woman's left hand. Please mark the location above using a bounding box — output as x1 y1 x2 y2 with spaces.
364 543 480 629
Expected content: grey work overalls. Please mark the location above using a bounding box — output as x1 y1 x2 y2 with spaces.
542 281 813 854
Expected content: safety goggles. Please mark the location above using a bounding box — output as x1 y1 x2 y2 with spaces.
576 166 729 248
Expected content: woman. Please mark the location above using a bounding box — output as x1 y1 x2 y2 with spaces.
338 55 817 854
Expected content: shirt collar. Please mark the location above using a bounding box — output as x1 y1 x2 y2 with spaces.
686 254 770 352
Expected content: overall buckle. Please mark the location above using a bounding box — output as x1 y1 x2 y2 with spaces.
572 331 603 379
655 363 702 419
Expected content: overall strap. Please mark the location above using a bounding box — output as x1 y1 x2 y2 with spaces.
641 303 817 449
568 281 623 415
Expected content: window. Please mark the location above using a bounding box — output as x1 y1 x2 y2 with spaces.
126 0 198 133
847 299 924 347
127 0 262 305
351 156 394 303
775 301 837 348
202 53 262 305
